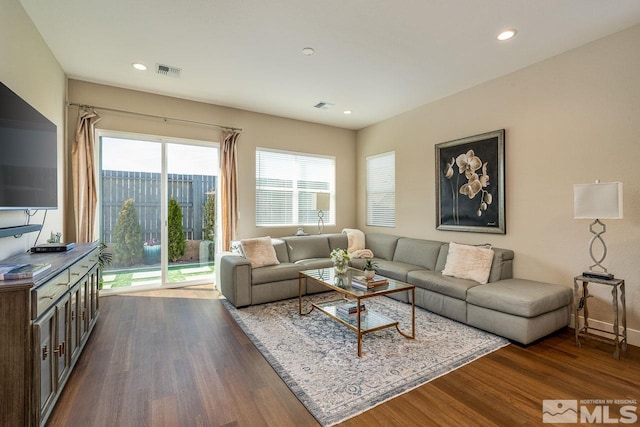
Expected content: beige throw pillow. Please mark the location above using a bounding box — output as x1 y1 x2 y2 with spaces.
441 242 494 284
240 236 280 268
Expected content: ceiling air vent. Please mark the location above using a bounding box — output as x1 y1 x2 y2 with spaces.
313 102 334 110
156 63 181 78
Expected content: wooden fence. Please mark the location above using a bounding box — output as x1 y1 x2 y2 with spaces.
101 170 216 244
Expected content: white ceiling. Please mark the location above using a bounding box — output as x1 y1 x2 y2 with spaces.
20 0 640 130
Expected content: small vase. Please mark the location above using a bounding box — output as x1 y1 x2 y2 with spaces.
334 262 348 276
364 269 375 280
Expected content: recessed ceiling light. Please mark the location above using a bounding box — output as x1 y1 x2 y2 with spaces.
132 62 147 71
497 29 517 41
302 47 315 56
343 110 352 115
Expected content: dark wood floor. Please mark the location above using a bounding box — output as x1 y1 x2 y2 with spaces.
47 285 640 427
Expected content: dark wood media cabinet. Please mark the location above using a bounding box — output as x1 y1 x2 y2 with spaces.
0 242 99 426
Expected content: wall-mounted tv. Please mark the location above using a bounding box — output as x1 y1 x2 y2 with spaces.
0 81 57 210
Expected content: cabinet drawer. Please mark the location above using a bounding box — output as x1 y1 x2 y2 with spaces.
69 249 99 284
32 270 70 320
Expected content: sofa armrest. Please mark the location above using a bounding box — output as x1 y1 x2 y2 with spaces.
219 254 252 307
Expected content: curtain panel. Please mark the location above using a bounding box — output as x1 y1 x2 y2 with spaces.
72 108 101 243
220 130 240 251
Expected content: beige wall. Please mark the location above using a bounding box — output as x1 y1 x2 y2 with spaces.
0 0 66 260
67 80 357 242
356 24 640 344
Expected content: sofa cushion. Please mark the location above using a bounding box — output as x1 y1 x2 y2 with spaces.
393 238 443 271
273 239 290 263
240 237 280 268
365 233 401 261
466 278 573 318
295 258 333 270
327 233 349 252
442 242 494 284
407 270 481 300
374 259 423 281
284 235 331 262
436 243 514 282
251 263 302 285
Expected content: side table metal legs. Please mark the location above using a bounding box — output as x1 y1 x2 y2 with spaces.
574 276 627 359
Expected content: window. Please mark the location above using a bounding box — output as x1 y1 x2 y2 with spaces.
256 149 335 227
367 151 395 227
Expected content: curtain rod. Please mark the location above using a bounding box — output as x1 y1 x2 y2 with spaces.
67 102 243 132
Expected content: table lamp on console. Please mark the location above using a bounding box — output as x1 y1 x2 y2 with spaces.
313 193 330 234
573 180 623 280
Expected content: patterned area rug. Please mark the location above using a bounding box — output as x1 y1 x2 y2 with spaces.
222 293 509 426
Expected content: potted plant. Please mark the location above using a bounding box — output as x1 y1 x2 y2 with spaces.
363 258 378 280
143 237 161 265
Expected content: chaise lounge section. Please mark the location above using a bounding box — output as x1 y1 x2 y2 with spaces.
218 232 572 344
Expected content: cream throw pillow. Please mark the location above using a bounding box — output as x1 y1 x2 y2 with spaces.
240 236 280 268
441 242 494 284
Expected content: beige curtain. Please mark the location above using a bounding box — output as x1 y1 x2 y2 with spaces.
72 108 101 243
220 130 240 251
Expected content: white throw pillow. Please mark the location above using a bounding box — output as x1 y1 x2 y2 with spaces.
441 242 494 284
240 236 280 268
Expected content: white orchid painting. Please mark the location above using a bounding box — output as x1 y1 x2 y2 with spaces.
436 130 505 234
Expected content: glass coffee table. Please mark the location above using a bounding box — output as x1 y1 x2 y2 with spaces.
299 267 415 357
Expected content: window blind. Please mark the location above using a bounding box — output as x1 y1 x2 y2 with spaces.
367 151 395 227
256 149 335 227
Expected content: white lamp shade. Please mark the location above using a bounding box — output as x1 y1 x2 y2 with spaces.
313 193 330 211
574 182 623 219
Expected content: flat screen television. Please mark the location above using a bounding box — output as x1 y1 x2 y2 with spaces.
0 81 57 210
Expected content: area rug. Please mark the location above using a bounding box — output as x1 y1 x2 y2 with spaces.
222 293 509 426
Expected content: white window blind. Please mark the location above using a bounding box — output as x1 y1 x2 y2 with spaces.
256 149 335 227
367 151 395 227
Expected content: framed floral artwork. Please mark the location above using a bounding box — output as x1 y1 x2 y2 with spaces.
435 129 505 234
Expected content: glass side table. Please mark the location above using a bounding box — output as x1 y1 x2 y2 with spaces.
574 275 627 359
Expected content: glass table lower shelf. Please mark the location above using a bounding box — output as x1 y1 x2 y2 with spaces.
313 299 398 333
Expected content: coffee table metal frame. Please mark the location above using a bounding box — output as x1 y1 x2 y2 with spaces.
298 267 415 357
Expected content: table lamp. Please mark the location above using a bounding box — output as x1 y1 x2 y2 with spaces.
313 193 330 234
573 181 623 279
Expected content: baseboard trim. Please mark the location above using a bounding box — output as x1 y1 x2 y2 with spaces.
570 314 639 347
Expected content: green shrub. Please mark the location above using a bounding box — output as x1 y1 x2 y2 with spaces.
168 197 186 262
203 191 216 241
112 198 143 267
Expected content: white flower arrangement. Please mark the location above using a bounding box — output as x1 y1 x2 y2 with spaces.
330 248 351 264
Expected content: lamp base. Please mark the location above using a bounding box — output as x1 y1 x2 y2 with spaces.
582 271 614 280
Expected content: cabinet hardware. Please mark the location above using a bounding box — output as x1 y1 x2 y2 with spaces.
71 272 80 276
71 310 75 321
42 345 48 360
41 295 55 300
82 310 86 320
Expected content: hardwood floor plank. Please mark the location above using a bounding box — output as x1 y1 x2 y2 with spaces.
46 286 639 427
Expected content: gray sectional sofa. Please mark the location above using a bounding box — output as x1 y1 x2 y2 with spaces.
218 232 572 344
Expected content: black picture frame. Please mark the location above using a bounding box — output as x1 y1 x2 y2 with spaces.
435 129 505 234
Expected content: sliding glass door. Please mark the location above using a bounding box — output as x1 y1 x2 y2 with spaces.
98 132 218 292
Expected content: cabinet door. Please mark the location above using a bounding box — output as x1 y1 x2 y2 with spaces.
78 276 89 343
54 294 71 386
69 284 80 362
89 265 99 322
33 308 56 425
